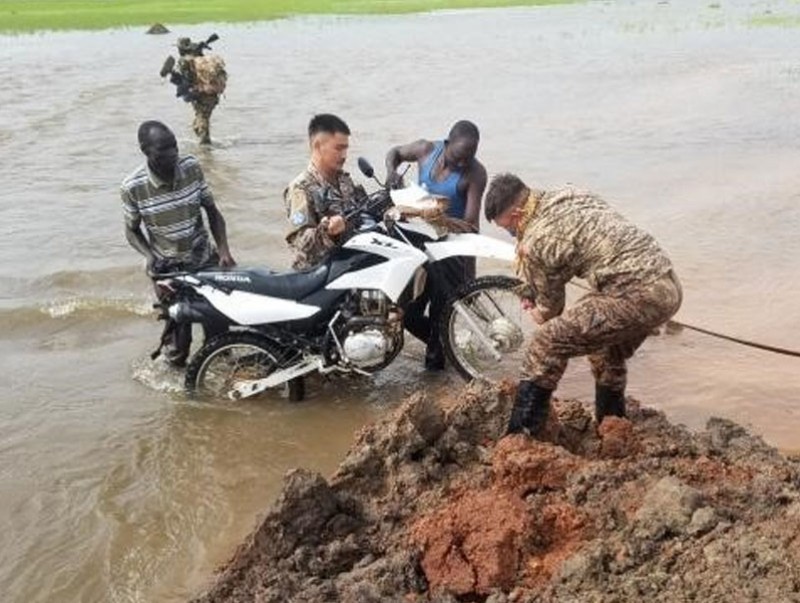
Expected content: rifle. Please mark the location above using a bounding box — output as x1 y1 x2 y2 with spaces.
196 33 219 55
178 33 220 57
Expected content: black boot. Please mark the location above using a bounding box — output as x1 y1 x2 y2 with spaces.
595 384 626 424
507 380 552 437
166 321 192 368
424 340 445 371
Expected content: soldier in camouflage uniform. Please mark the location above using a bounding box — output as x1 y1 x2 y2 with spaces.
161 35 226 145
484 173 682 436
189 87 218 145
284 114 366 270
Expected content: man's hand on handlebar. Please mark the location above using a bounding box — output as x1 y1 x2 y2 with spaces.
147 256 170 277
321 215 346 237
386 171 404 190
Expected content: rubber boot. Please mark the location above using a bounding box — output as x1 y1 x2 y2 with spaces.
507 380 552 437
595 384 626 424
165 321 192 368
424 337 445 371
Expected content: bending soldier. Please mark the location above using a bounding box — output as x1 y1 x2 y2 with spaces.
484 174 682 436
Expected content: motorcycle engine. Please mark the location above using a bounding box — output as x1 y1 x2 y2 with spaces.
339 291 398 368
342 329 388 368
337 291 404 368
359 290 386 316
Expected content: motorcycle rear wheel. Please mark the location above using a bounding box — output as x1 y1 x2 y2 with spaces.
185 332 304 402
441 276 538 382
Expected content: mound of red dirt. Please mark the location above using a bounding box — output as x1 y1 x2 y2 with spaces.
192 381 800 602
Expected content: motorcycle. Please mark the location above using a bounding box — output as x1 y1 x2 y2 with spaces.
151 158 538 401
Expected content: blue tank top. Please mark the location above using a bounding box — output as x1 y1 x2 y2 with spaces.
418 140 467 219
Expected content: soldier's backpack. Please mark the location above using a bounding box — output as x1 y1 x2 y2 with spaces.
191 55 227 96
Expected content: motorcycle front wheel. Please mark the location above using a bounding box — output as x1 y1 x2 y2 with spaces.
441 276 538 382
185 332 304 402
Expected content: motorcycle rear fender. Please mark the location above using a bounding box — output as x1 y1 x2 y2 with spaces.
424 232 515 263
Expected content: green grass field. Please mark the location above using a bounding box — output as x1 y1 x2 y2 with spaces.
749 14 800 28
0 0 579 33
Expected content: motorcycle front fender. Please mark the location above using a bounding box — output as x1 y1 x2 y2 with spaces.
424 233 515 263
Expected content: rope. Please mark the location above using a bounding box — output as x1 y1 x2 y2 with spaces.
665 320 800 358
564 281 800 359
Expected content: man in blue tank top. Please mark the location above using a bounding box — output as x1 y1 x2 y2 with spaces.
385 120 487 228
384 121 488 370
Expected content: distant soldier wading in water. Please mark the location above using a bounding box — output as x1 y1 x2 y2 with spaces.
160 34 227 145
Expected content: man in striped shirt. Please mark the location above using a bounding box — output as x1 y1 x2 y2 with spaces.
121 120 235 365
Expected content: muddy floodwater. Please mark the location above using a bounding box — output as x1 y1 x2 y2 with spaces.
2 1 800 601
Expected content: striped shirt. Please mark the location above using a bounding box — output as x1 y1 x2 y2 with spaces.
121 155 215 266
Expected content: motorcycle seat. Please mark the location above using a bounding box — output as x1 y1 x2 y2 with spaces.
196 264 330 300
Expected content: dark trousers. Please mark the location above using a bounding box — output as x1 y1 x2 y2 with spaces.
153 281 193 366
151 252 220 366
404 257 474 365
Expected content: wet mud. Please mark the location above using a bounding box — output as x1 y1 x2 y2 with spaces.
191 381 800 602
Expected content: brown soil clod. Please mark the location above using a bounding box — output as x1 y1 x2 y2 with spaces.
191 381 800 602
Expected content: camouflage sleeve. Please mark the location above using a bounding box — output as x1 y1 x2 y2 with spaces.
520 232 573 320
353 183 368 201
284 184 336 269
522 255 567 321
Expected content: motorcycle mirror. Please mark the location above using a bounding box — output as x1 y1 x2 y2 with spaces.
357 157 374 179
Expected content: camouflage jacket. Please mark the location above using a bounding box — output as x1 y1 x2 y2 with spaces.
517 187 674 320
177 55 226 99
284 163 365 270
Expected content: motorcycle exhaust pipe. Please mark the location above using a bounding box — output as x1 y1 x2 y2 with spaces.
168 300 216 323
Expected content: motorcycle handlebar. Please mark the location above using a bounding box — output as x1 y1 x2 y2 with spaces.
343 189 393 224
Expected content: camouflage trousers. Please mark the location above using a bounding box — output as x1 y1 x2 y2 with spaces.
523 271 682 392
191 94 219 144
